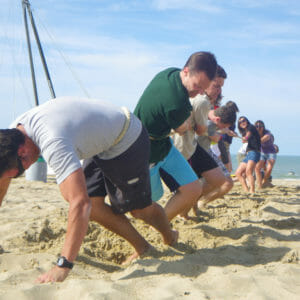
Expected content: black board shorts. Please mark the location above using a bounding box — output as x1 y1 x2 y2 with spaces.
83 126 152 214
189 144 218 178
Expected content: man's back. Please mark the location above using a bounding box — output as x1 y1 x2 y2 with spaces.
12 97 141 183
134 68 192 163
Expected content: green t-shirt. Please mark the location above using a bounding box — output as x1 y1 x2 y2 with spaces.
134 67 192 163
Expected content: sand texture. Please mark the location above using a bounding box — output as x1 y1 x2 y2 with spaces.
0 178 299 299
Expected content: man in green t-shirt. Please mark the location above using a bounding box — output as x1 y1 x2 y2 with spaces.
134 51 217 221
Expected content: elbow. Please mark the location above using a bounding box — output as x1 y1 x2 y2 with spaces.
70 197 92 220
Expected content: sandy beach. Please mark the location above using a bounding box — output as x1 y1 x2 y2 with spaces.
0 177 299 299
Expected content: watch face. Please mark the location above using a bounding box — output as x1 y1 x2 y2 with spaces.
57 256 73 269
57 258 64 266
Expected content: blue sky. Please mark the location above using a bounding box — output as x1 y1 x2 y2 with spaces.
0 0 299 155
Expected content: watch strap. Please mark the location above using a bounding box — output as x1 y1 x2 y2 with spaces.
56 256 74 269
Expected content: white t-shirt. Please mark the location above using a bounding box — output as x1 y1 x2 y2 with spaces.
172 94 211 159
238 143 248 155
11 97 142 184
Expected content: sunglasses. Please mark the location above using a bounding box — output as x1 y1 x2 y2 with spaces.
238 119 246 124
256 125 263 128
13 156 25 178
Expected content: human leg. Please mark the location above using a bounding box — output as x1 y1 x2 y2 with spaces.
131 202 178 245
262 158 276 186
200 170 233 207
90 196 150 257
245 160 257 193
201 167 225 194
199 150 233 204
84 127 159 262
189 144 219 197
235 162 248 192
158 146 202 220
224 142 233 173
164 179 202 221
255 160 265 189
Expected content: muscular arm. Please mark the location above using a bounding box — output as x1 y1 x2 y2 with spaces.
194 124 207 136
0 178 11 207
36 168 91 283
174 114 192 136
59 168 91 261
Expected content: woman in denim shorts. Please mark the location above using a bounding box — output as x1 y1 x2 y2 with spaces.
254 120 278 188
235 116 261 193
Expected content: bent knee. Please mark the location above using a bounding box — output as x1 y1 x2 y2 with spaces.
203 168 226 187
130 203 156 219
178 180 202 196
224 177 233 190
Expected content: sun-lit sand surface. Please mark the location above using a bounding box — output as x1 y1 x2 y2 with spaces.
0 177 299 299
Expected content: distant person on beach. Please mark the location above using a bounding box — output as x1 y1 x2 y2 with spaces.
220 101 240 173
193 105 236 209
254 120 277 188
0 97 177 283
168 66 236 217
134 51 217 221
235 116 261 193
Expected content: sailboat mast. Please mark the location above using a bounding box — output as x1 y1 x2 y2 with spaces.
22 0 39 106
22 0 56 105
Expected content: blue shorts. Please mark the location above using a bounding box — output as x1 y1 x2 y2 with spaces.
260 153 277 162
243 150 261 163
150 145 198 202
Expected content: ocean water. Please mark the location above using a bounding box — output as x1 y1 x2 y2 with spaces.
231 155 300 179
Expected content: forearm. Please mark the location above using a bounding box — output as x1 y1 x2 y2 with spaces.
195 124 207 136
261 134 270 143
61 199 91 262
242 132 251 143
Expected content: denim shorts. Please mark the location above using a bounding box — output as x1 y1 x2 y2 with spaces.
243 150 261 163
260 153 277 162
150 144 198 202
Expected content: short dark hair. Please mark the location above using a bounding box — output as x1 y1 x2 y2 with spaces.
0 129 25 177
216 65 227 79
183 51 217 80
225 100 239 113
214 106 236 125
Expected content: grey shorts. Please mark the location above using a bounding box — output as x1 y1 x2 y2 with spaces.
83 126 152 214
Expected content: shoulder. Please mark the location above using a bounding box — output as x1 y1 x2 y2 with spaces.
191 94 210 107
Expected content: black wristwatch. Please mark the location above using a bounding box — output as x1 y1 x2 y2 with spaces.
56 256 74 269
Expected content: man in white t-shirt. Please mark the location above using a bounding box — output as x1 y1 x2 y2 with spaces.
0 97 177 283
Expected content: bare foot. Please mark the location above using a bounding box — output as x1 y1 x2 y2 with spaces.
164 229 179 246
262 181 274 188
178 214 191 220
122 244 152 266
192 204 199 216
197 200 206 210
